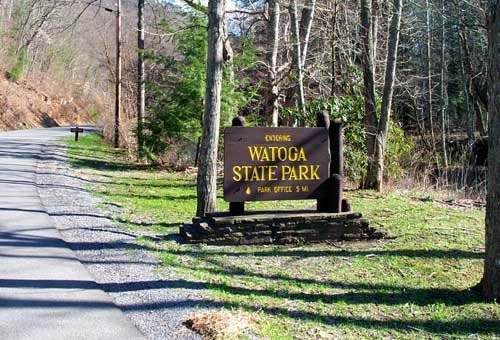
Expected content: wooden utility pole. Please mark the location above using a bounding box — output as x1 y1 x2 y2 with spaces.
137 0 145 156
114 0 122 148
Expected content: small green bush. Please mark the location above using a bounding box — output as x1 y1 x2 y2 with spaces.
8 49 27 81
282 94 413 184
386 120 414 179
284 95 368 183
143 15 257 163
88 106 100 122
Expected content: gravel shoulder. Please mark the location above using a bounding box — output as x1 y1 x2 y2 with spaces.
37 139 211 340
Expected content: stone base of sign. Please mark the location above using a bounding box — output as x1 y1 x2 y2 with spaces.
180 210 386 245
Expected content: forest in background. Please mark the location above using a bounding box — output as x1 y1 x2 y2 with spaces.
0 0 490 194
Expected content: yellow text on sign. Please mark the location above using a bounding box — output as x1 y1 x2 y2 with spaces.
232 165 320 182
248 146 307 162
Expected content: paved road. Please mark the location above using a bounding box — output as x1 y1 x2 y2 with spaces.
0 127 145 339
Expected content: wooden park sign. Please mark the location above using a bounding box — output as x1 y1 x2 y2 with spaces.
224 127 329 202
223 113 347 215
180 113 382 245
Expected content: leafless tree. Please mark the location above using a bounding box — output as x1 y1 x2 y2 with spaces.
265 0 280 126
439 0 448 173
196 0 226 216
360 0 378 188
288 0 306 114
483 0 500 300
363 0 403 190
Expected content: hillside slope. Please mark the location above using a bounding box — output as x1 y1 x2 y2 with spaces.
0 71 93 131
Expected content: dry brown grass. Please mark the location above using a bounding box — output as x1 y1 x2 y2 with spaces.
0 68 97 131
390 168 486 204
183 310 255 340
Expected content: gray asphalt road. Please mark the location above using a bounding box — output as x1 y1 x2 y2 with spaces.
0 127 146 340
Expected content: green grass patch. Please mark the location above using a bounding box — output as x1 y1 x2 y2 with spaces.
68 134 499 339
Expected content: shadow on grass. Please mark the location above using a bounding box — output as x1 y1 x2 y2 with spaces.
0 277 485 307
95 191 197 201
101 180 196 189
64 134 497 337
1 278 498 336
166 247 484 259
0 231 151 252
70 155 150 172
174 255 482 299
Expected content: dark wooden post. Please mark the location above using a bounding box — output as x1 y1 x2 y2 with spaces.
229 116 245 215
330 174 343 213
330 119 344 213
330 119 343 177
342 199 352 212
232 116 245 127
330 119 351 212
316 111 330 130
317 116 344 213
317 112 330 212
70 127 84 142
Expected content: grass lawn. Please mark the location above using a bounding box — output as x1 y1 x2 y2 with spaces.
68 134 499 339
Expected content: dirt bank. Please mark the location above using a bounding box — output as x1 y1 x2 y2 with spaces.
0 70 94 131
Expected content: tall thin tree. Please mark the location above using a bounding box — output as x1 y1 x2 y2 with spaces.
482 0 500 300
299 0 316 69
266 0 280 127
363 0 403 190
289 0 305 114
460 28 488 136
360 0 377 188
458 38 474 142
425 0 435 148
439 0 448 176
330 0 338 97
196 0 226 217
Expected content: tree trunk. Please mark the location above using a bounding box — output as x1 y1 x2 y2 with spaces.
460 29 487 136
439 0 448 173
360 0 378 189
196 0 225 217
137 0 145 158
483 0 500 300
299 0 316 69
289 0 305 114
364 0 402 191
6 0 13 20
330 0 338 97
473 99 487 136
459 39 474 142
266 0 280 127
425 0 436 147
223 27 234 84
371 0 379 76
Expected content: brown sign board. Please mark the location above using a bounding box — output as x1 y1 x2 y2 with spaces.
223 127 330 202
